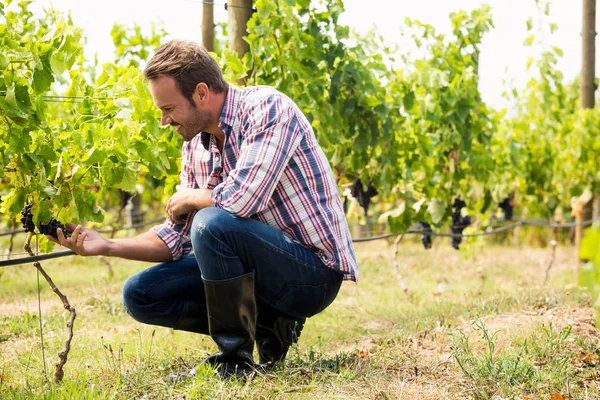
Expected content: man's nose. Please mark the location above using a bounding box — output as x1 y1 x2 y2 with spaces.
161 113 172 126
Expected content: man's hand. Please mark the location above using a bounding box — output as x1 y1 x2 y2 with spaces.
48 223 110 256
166 188 213 223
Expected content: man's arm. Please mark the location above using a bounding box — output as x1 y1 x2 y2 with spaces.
166 188 213 223
53 224 173 263
105 231 173 262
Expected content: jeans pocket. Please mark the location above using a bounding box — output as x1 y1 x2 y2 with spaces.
271 283 329 318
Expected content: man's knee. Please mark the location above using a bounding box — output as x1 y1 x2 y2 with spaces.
191 207 232 245
122 273 147 322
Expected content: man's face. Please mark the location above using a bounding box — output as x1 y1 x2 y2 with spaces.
150 75 210 141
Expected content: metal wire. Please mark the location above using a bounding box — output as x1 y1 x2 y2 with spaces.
351 218 600 242
0 251 76 268
96 217 165 233
0 229 24 237
1 217 598 266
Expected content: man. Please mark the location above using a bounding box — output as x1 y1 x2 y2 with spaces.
52 40 358 378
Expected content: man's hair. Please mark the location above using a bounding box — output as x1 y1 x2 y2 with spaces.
144 40 228 103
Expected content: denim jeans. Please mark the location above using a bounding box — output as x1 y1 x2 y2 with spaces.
122 208 344 332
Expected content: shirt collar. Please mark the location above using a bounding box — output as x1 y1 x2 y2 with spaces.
219 83 242 128
200 83 241 151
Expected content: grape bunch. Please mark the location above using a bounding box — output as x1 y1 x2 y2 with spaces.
418 221 433 249
498 195 514 221
20 204 72 239
20 203 35 233
351 179 378 217
450 198 471 250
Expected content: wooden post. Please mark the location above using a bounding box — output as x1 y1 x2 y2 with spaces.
572 198 585 258
202 1 215 52
227 0 253 58
580 0 596 109
579 0 596 254
575 208 584 254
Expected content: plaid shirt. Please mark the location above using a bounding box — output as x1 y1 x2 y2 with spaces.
151 85 358 281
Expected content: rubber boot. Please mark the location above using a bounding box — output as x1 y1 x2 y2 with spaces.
202 271 257 378
256 307 305 368
173 301 210 335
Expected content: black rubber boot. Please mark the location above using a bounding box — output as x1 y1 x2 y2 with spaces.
173 301 210 335
256 307 305 368
202 271 257 378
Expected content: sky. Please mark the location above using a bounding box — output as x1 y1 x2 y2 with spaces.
29 0 591 110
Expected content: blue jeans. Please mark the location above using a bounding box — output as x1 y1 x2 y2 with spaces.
122 208 343 331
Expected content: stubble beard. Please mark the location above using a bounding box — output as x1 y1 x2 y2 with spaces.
181 104 211 142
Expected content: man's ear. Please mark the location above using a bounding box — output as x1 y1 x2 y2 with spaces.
196 82 209 101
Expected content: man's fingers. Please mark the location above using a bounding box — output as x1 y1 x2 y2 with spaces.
66 222 78 231
56 228 69 246
46 234 59 244
71 224 84 238
64 225 83 247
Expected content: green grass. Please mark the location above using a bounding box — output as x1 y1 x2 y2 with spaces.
1 236 599 399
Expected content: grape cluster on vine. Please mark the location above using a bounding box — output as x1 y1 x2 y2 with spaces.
20 204 36 233
498 195 514 221
451 198 471 250
350 179 378 217
20 204 72 239
418 221 433 249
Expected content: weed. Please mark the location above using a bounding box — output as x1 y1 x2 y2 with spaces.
452 317 536 399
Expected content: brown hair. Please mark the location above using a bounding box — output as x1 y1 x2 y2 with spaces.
144 40 228 103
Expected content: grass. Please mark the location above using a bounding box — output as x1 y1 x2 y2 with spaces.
1 234 599 399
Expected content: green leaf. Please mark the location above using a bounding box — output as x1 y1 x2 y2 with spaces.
34 199 54 226
0 49 8 69
403 91 415 111
0 188 26 215
384 203 413 233
524 34 535 46
480 190 492 214
580 226 600 265
4 84 31 119
579 262 597 291
32 52 55 93
427 198 446 225
74 188 103 222
39 236 56 253
116 166 138 192
552 46 563 57
41 186 57 198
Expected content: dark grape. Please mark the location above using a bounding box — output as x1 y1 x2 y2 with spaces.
19 204 72 238
351 179 378 217
21 204 35 233
450 198 470 250
418 221 432 249
39 219 72 239
498 196 514 221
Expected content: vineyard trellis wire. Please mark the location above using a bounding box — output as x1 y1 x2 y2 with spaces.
1 216 598 268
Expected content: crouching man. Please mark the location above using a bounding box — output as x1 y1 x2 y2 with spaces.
52 40 358 378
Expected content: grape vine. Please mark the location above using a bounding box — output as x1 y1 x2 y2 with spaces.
0 0 180 251
1 0 597 251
